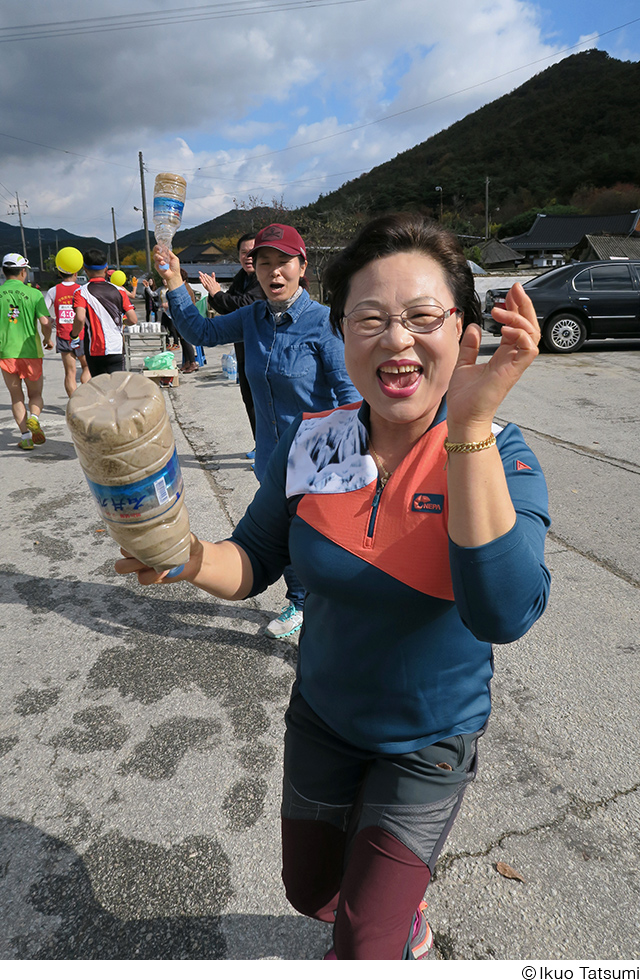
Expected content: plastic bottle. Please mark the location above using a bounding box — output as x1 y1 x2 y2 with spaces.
66 372 191 573
150 310 156 323
227 351 238 383
153 172 187 251
221 352 229 378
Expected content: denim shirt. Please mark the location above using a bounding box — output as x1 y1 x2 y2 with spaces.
167 284 360 480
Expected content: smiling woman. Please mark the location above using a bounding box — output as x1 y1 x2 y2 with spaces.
120 213 551 959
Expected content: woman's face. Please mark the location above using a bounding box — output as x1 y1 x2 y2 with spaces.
343 251 462 435
254 247 307 302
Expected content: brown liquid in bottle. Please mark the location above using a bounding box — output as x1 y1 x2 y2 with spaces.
66 372 190 571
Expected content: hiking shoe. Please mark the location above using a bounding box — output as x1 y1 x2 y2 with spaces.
18 436 35 450
246 448 256 459
265 603 303 639
26 416 45 444
410 901 434 959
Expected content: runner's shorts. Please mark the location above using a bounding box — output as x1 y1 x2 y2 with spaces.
282 686 483 871
56 336 84 354
0 358 43 381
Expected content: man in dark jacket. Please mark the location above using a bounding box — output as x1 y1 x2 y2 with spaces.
199 233 264 444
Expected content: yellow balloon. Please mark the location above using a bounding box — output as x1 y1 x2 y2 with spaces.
110 270 126 287
55 246 84 275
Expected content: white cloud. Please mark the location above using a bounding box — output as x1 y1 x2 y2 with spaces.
221 120 286 144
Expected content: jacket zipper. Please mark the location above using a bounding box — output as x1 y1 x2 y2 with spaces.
366 479 384 541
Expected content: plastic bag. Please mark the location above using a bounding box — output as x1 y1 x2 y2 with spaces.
144 352 176 371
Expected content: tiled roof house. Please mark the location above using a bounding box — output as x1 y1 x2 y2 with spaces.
502 211 640 267
571 233 640 262
174 242 241 282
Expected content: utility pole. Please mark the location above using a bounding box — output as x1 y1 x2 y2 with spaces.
139 151 152 274
8 192 28 259
38 229 44 272
435 186 443 222
111 207 120 268
485 176 490 240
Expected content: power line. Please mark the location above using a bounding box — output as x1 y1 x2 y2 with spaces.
0 0 367 42
0 132 138 170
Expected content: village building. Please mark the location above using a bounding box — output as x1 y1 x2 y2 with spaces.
501 211 640 267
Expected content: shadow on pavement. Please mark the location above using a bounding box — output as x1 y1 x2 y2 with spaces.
1 567 297 665
0 817 327 960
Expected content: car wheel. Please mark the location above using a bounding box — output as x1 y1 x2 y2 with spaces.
542 313 587 353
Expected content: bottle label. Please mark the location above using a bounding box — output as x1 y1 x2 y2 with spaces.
85 448 184 524
153 196 185 220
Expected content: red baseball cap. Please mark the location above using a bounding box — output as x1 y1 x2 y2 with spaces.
248 224 307 261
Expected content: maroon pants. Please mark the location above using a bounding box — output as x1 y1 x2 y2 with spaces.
282 818 431 959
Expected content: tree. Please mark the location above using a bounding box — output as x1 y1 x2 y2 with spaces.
120 248 148 268
232 195 369 303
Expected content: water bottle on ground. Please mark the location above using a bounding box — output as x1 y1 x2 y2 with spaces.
66 372 191 573
221 353 229 378
227 351 238 383
153 173 187 269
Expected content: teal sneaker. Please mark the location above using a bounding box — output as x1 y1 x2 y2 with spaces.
265 603 303 639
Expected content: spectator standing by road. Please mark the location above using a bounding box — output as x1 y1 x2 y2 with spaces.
0 253 53 450
70 249 137 377
45 266 90 397
155 223 360 639
199 233 265 447
142 276 160 322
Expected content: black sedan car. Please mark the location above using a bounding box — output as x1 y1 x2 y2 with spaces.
482 260 640 353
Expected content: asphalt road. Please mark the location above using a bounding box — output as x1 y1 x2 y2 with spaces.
1 301 638 961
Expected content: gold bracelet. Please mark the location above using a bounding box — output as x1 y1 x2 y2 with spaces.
444 433 496 454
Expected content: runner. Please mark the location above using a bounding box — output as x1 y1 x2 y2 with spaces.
0 253 52 450
70 249 137 376
45 266 90 397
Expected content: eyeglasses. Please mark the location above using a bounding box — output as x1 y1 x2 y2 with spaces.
342 304 461 337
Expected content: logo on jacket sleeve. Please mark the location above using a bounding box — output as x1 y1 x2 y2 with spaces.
411 493 444 513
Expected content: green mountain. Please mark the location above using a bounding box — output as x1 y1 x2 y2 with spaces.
0 221 109 266
115 206 275 255
304 49 640 227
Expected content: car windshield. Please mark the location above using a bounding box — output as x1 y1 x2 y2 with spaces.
524 267 571 287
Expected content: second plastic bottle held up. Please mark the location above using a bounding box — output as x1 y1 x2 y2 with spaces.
153 172 187 250
66 372 190 572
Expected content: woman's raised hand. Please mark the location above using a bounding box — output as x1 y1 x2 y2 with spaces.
446 282 540 436
153 244 182 289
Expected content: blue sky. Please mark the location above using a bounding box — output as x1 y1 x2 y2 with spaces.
0 0 638 245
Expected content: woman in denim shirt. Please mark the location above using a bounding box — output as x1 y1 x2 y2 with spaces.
154 224 360 637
